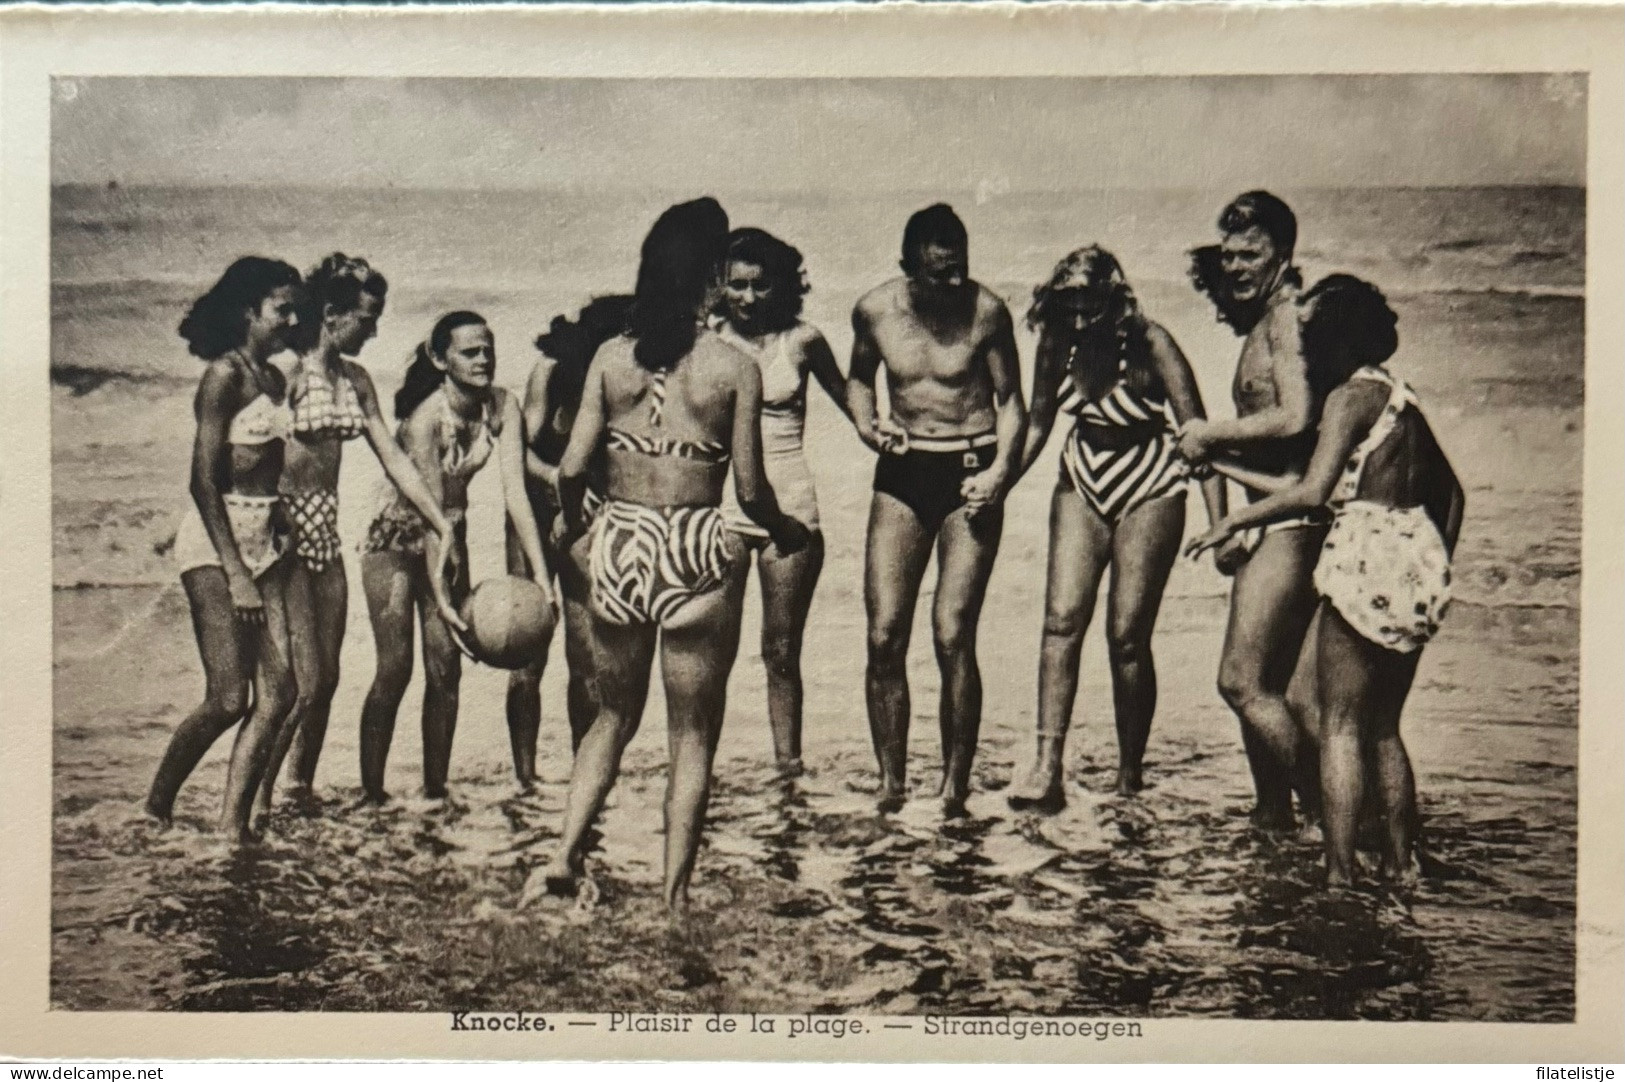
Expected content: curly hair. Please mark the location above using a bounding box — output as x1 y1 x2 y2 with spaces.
178 256 302 361
1187 242 1303 337
534 294 634 415
289 252 388 352
1300 274 1400 402
1028 245 1159 401
715 227 810 334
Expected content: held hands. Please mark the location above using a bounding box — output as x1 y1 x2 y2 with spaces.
1174 419 1215 464
1184 519 1238 561
960 467 1007 515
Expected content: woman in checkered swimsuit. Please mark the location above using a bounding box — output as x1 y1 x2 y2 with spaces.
1006 246 1229 810
256 254 457 817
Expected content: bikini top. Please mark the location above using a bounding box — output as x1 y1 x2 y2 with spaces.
1331 366 1420 509
437 390 501 481
228 392 292 446
290 359 368 441
606 366 731 466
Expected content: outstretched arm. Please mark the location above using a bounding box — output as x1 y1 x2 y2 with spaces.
803 327 853 423
1148 323 1227 528
353 364 454 539
557 355 607 541
1186 383 1380 555
498 390 552 601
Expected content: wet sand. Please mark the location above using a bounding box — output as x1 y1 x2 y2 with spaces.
51 464 1577 1017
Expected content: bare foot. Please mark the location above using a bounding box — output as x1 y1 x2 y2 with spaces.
774 758 805 781
1114 765 1144 797
519 854 585 909
1007 761 1065 813
143 799 173 827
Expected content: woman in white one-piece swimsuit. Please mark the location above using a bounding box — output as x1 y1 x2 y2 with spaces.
714 227 855 771
1187 275 1465 888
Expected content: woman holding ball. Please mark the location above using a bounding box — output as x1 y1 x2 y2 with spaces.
356 310 553 804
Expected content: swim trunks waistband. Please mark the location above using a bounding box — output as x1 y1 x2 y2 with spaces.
898 432 999 454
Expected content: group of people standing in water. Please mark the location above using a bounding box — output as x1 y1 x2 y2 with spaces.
146 188 1464 915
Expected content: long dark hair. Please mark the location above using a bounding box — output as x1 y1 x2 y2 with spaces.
290 252 389 353
628 197 730 372
1300 274 1399 402
395 310 487 421
716 227 809 334
534 294 634 415
179 256 302 361
1028 246 1159 401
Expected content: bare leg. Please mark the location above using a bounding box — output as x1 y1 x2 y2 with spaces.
358 550 417 803
545 617 658 884
504 515 558 788
660 580 747 916
219 561 295 841
1284 606 1324 823
1104 493 1185 795
416 553 464 801
862 493 937 809
756 531 825 768
260 560 347 813
560 531 602 751
1314 605 1419 885
1216 526 1324 831
931 504 1004 815
1008 486 1111 811
146 568 252 822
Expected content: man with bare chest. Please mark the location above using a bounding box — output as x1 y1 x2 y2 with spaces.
1178 191 1324 831
847 204 1026 815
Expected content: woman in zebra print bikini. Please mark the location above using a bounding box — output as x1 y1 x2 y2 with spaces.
1006 246 1228 810
531 198 809 917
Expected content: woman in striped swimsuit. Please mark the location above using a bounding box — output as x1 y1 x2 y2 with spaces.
255 254 456 817
531 199 808 917
1007 246 1228 810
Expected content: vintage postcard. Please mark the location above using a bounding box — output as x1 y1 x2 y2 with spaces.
1 2 1621 1064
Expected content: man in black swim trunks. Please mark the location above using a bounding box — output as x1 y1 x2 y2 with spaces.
848 203 1026 815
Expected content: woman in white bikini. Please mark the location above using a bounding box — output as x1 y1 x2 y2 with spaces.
1187 275 1464 885
255 254 457 816
145 257 304 841
713 228 851 773
356 311 552 804
1006 246 1227 810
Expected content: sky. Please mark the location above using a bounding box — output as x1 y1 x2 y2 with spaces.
51 74 1586 192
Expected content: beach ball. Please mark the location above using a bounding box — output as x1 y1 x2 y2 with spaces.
460 576 555 669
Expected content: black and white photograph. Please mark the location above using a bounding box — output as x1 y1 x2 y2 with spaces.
10 18 1612 1047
